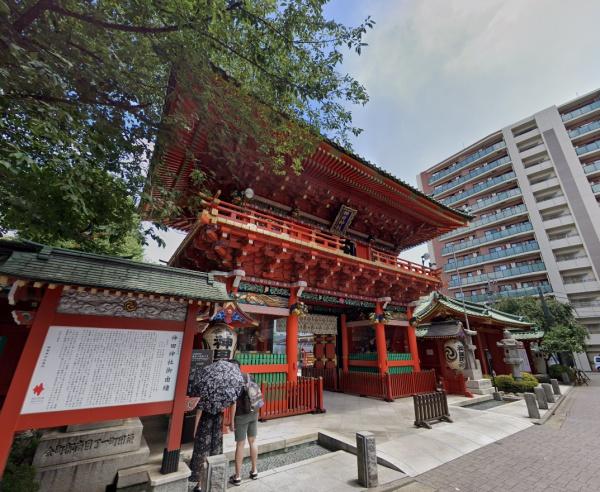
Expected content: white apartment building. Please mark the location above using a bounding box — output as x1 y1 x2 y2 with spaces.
418 88 600 369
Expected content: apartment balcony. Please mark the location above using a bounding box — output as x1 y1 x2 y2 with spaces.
457 284 552 303
438 204 528 242
575 139 600 158
448 261 546 290
548 232 582 249
441 171 517 206
592 183 600 195
431 156 512 198
429 141 507 185
572 301 600 319
519 143 547 160
525 160 553 176
530 176 560 194
583 160 600 177
542 214 574 230
556 256 591 271
564 279 600 294
514 127 541 143
441 222 534 256
469 188 522 213
536 195 567 211
561 99 600 123
569 119 600 141
443 241 540 272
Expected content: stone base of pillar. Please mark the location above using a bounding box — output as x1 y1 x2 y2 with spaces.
465 378 494 395
147 462 191 492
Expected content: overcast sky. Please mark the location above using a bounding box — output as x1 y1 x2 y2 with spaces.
144 0 600 265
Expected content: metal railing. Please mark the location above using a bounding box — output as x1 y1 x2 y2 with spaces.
442 222 533 255
457 284 552 303
584 160 600 175
444 241 539 272
208 199 438 278
470 188 522 212
429 141 506 184
441 171 517 206
439 204 527 241
592 183 600 194
569 119 600 139
562 99 600 122
448 261 546 288
432 156 511 196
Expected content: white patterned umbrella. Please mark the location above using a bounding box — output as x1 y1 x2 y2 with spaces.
191 360 244 414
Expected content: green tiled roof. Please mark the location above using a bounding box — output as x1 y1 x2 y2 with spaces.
0 239 230 302
510 329 545 340
413 291 533 328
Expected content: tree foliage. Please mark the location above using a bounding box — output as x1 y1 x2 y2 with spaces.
0 0 373 253
495 296 588 357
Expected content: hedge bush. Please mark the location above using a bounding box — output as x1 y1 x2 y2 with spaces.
494 372 539 393
548 364 574 381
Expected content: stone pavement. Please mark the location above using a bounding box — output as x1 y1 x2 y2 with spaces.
415 374 600 492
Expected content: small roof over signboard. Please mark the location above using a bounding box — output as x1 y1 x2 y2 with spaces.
412 291 533 329
416 320 464 339
0 239 230 302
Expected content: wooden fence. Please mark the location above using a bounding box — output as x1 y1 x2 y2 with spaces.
301 366 339 391
441 373 470 397
258 377 325 421
339 370 437 401
413 391 452 429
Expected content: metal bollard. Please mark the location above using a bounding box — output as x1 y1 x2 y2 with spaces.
534 386 548 410
524 393 540 419
356 431 378 488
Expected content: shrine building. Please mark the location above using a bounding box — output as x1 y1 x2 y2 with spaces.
148 88 471 402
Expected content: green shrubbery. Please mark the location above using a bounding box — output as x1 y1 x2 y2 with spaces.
0 431 40 492
493 372 539 393
548 364 574 381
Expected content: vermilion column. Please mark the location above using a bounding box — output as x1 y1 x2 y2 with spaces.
406 307 421 372
374 302 388 374
340 314 349 372
286 288 300 382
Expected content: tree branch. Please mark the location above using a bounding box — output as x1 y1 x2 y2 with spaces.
12 0 53 33
49 5 182 34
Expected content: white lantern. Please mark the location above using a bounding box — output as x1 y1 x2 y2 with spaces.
202 322 237 360
444 339 466 370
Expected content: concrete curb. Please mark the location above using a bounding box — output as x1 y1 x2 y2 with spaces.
362 476 436 492
532 387 572 425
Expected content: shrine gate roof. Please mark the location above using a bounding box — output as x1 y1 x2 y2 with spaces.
412 291 534 329
0 240 230 302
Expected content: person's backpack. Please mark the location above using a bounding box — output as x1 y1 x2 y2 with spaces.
240 374 264 413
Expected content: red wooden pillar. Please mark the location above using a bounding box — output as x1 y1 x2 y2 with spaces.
406 307 420 372
161 303 199 474
286 286 302 383
477 331 489 375
340 313 349 372
0 286 62 477
374 301 388 374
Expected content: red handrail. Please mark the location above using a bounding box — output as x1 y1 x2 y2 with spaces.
205 199 439 278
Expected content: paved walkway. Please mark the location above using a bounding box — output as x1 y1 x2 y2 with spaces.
415 374 600 492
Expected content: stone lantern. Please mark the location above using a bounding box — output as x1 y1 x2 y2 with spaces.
496 329 524 380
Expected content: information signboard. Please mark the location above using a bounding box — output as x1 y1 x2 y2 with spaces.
21 326 183 414
187 349 213 395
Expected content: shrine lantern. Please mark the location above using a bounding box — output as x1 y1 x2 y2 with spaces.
202 322 237 360
444 339 466 371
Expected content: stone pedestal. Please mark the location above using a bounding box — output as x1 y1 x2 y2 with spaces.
550 379 561 395
34 419 149 492
204 454 228 492
534 387 548 410
356 431 378 488
147 462 191 492
466 378 494 395
524 393 540 419
541 383 555 403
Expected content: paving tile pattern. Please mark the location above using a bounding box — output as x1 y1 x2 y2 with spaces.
415 374 600 492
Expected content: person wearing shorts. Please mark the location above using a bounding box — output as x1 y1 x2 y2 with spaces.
229 363 259 486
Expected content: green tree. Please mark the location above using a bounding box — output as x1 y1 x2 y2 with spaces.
0 0 373 253
495 296 588 361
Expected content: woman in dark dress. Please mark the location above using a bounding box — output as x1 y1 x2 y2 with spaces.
189 409 224 491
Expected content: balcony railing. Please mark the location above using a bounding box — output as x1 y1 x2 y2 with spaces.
429 141 506 185
432 156 512 196
205 199 438 278
569 119 600 139
444 241 539 272
439 204 527 241
457 284 552 303
592 183 600 194
448 261 546 288
575 139 600 156
442 222 533 255
470 188 522 212
563 277 598 285
584 160 600 175
441 171 517 206
562 99 600 122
